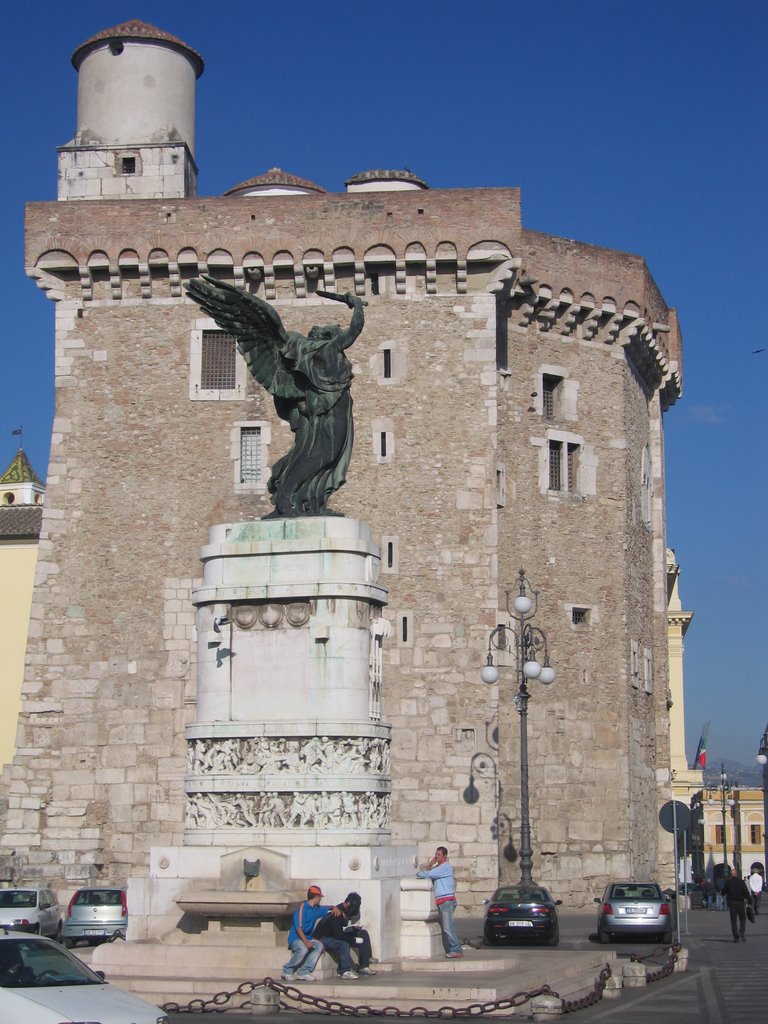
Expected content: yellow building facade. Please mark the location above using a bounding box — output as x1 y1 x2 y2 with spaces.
0 449 44 772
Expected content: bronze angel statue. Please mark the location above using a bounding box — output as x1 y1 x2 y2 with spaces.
187 276 366 518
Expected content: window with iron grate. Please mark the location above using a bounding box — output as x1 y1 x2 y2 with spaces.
201 331 237 390
239 427 261 484
548 440 580 492
542 374 562 420
572 607 589 625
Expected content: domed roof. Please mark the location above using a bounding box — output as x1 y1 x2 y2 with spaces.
72 19 204 77
223 167 326 197
345 168 429 190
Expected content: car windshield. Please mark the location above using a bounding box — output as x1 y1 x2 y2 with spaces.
73 889 123 907
610 884 661 900
0 891 36 909
494 888 549 903
0 939 103 988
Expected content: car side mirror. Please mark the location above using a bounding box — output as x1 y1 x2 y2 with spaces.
95 970 106 980
555 900 563 906
593 897 601 903
482 899 489 906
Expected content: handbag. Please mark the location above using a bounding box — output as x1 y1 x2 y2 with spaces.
746 904 755 924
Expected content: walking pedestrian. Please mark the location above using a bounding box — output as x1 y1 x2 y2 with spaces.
747 868 763 914
417 846 463 958
723 866 752 942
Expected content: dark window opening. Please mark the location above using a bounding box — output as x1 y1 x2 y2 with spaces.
542 374 562 420
401 616 408 643
383 349 392 378
387 542 394 568
572 607 589 625
121 156 136 175
380 432 387 457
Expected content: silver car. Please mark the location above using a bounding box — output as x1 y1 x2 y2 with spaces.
595 881 673 943
63 887 127 947
0 888 62 940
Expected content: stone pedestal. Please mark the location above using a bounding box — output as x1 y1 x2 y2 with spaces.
186 517 392 846
98 516 420 984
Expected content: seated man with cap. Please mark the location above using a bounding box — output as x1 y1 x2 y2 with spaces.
282 884 340 982
340 892 377 975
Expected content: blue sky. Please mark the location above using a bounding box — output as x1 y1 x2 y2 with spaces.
1 1 765 767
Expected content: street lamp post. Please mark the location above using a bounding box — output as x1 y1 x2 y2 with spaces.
480 567 555 885
757 722 768 872
717 764 735 871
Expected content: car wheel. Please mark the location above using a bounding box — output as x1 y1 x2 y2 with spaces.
484 930 499 946
546 926 560 947
63 938 74 949
661 931 673 945
599 927 610 944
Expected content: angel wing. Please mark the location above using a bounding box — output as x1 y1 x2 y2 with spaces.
186 275 304 400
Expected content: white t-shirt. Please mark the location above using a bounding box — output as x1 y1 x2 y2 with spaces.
748 872 763 895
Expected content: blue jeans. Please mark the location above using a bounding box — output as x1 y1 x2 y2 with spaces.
283 938 324 976
437 898 461 953
321 935 355 974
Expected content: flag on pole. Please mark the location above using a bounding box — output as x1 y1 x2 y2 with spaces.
11 427 22 436
692 721 710 770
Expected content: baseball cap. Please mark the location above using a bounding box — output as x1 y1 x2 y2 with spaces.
307 885 324 897
345 891 361 905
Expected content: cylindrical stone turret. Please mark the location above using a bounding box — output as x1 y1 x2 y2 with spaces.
71 19 203 153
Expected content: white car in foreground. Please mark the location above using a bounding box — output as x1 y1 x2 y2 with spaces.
0 931 169 1023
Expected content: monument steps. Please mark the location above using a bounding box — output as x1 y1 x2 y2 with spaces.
100 949 617 1013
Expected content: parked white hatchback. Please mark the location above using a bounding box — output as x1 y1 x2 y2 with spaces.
0 931 169 1023
0 888 62 939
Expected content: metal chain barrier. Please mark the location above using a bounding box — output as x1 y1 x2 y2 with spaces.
162 943 681 1017
163 978 556 1017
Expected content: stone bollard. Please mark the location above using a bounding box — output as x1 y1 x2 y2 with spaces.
250 985 281 1015
622 962 647 988
530 993 563 1020
673 946 689 972
602 973 623 1000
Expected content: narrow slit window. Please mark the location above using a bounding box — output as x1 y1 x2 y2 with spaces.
401 616 408 643
387 542 394 568
380 432 387 457
383 348 392 379
548 440 562 490
542 375 560 420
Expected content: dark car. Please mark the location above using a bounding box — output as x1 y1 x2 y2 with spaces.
483 885 562 946
595 881 672 943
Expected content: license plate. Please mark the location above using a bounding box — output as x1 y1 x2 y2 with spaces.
84 929 107 935
507 919 533 926
624 908 647 916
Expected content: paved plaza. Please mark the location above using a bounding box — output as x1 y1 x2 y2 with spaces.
159 905 765 1022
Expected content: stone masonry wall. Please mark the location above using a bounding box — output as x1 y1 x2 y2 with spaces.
3 187 678 907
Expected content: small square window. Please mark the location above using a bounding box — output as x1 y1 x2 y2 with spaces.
121 156 136 175
572 607 589 625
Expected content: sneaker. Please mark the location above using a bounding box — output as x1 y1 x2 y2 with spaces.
358 966 377 976
445 952 463 959
296 974 316 982
340 970 359 979
369 956 379 964
281 971 296 981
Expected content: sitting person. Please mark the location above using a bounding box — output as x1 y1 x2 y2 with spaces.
0 943 25 987
282 885 340 983
341 892 377 975
313 893 361 979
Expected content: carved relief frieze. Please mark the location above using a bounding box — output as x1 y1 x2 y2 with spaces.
186 735 391 778
185 790 391 831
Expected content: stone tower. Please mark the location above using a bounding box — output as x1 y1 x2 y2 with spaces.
59 19 203 201
3 18 684 908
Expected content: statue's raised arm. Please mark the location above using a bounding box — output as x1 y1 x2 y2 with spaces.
186 277 366 518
